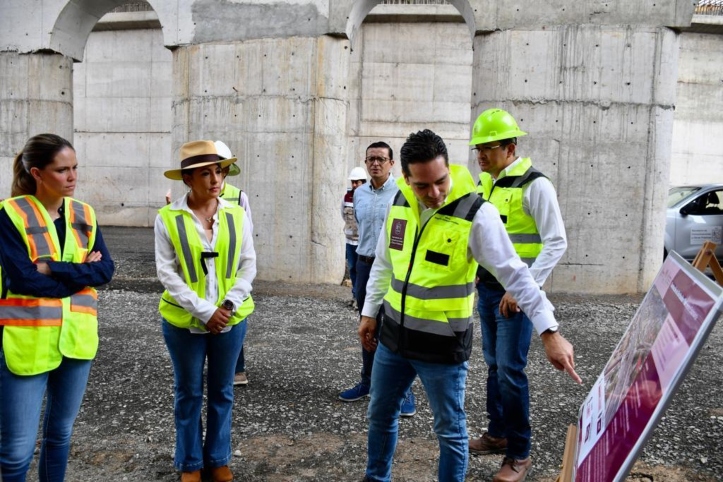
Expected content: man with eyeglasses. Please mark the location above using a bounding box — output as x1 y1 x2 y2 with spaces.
468 109 567 482
338 142 415 418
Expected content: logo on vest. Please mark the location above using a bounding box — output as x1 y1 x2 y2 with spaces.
389 219 407 250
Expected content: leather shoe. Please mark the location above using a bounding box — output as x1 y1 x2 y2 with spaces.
180 471 201 482
210 465 234 482
493 456 532 482
469 432 507 455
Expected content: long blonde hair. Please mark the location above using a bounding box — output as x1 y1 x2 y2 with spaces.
11 134 74 197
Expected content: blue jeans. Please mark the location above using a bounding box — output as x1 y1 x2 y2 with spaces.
365 344 468 482
355 258 379 387
234 316 250 374
476 283 533 459
234 346 245 373
0 347 92 482
346 243 359 298
162 319 245 471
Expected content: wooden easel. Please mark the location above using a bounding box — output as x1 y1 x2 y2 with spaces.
691 241 723 286
555 424 577 482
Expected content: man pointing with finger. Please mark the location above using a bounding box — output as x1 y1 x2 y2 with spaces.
359 129 578 482
468 108 568 482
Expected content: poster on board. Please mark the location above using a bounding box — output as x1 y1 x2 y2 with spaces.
574 252 723 482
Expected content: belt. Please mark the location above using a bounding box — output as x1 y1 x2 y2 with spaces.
358 255 376 264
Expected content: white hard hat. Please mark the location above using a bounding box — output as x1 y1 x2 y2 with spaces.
215 141 240 176
348 166 367 181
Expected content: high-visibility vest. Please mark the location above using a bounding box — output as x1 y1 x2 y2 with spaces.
158 204 254 330
220 183 241 206
0 196 99 376
477 157 545 265
381 164 484 364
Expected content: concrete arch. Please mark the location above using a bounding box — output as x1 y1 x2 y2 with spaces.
49 0 172 61
344 0 476 45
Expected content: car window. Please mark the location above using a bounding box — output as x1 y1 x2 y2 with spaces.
683 189 723 216
702 190 722 214
667 186 700 208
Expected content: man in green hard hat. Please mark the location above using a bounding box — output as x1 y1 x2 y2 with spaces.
468 109 568 482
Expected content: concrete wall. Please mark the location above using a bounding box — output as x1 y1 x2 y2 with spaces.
0 52 74 193
670 28 723 185
73 27 172 225
346 17 473 177
171 36 350 284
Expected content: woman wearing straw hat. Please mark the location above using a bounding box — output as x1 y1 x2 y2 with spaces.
155 140 256 482
0 133 115 481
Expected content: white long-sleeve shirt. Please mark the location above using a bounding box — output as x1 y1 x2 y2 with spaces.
361 199 559 336
496 157 567 286
155 193 256 334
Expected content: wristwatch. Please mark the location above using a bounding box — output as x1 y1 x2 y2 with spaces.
221 299 235 313
542 325 559 335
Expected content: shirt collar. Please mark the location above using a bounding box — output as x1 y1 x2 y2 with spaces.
495 156 522 181
369 174 395 192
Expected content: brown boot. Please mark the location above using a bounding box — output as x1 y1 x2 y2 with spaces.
210 465 233 482
468 432 507 455
492 456 532 482
180 471 201 482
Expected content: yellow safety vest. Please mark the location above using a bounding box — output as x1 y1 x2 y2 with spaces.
158 204 254 330
477 157 545 265
381 164 484 364
0 196 99 376
220 183 241 206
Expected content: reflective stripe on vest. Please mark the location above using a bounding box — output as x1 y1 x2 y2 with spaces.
69 199 94 249
0 298 63 326
390 277 475 301
4 197 57 261
70 288 98 316
175 214 198 284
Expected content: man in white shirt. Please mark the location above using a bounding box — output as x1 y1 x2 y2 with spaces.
359 129 579 482
468 108 568 482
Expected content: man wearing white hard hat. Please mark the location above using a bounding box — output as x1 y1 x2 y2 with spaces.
342 166 367 309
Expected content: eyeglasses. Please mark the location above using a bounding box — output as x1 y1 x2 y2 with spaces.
365 156 390 165
471 145 503 154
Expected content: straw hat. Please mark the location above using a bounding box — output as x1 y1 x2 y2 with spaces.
164 140 238 180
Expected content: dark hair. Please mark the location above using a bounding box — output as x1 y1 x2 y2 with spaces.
366 141 393 160
399 129 448 176
12 134 74 197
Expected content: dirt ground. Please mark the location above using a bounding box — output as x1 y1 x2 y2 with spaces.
23 227 723 481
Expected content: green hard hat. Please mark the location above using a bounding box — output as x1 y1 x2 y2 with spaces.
227 163 240 176
469 108 527 146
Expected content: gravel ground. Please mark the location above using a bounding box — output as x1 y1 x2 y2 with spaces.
25 227 723 482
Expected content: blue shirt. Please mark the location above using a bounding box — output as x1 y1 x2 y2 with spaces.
0 203 115 299
353 175 398 258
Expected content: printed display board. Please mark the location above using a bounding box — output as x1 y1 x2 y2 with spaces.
574 252 723 482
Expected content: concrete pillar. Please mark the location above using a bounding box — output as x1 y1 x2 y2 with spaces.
0 52 74 198
172 35 351 284
471 26 679 294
